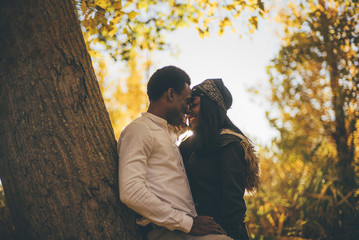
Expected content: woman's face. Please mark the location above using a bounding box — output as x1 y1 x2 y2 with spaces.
187 96 201 130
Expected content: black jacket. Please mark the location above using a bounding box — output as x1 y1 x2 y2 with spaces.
180 133 250 240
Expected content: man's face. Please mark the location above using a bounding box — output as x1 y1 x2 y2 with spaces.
168 83 191 126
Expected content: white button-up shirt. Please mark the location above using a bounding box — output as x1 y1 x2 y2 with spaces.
118 112 197 233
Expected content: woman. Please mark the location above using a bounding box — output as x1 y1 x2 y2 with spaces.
180 79 260 240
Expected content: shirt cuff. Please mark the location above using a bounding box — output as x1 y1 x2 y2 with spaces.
179 215 193 233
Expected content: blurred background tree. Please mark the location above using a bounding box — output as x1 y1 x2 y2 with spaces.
93 51 150 138
246 0 359 239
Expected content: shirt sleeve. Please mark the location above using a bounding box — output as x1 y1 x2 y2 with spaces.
118 122 193 233
219 142 247 239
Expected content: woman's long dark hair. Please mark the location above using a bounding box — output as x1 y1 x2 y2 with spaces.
192 95 248 154
191 95 260 192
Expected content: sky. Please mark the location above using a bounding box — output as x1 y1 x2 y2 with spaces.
151 23 281 146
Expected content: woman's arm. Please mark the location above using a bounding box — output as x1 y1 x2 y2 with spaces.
219 142 248 240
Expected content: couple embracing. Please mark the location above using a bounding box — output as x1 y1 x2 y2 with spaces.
118 66 260 240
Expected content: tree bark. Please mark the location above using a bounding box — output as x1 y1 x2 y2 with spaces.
0 0 142 239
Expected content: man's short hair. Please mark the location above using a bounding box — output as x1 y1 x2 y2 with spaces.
147 66 191 101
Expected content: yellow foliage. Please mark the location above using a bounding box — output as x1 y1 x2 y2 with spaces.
122 27 129 35
248 0 359 239
113 0 121 10
108 26 117 37
81 0 87 13
94 0 108 9
127 11 139 20
137 0 148 10
78 0 262 61
93 50 148 139
248 16 257 33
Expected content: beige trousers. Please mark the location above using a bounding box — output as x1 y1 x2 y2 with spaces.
147 227 233 240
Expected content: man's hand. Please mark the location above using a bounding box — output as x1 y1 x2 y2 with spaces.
189 216 226 236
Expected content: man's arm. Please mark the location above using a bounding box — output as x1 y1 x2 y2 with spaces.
190 216 227 236
118 122 193 233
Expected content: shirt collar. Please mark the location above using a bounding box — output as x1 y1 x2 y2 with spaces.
142 112 168 129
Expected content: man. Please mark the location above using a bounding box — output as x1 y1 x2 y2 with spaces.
118 66 232 239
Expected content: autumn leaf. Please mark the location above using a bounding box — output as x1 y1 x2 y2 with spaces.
127 11 139 20
113 0 122 10
94 0 108 9
108 26 118 37
81 0 87 14
249 16 258 29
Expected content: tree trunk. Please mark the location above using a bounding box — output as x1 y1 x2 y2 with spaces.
318 3 357 199
328 52 356 197
0 0 142 239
